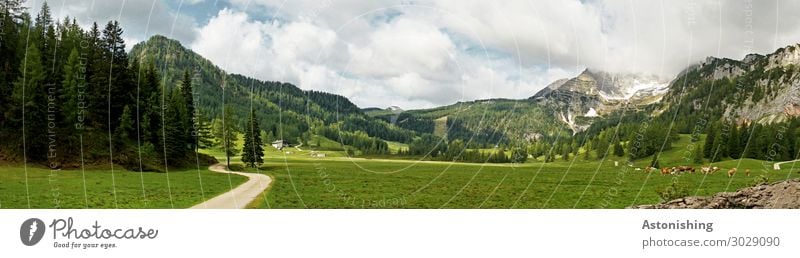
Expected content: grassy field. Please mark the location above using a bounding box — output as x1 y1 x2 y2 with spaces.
237 134 800 208
240 153 799 208
2 133 798 209
0 165 246 208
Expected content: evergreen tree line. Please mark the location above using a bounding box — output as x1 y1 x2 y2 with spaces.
700 119 799 163
400 135 528 163
316 125 389 155
0 1 206 169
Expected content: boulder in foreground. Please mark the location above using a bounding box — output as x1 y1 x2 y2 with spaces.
633 179 800 209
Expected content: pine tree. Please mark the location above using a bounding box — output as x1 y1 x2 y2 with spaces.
196 114 214 149
703 124 716 158
163 89 188 164
98 20 132 132
61 48 82 133
0 0 24 127
114 105 134 148
495 149 508 163
728 123 741 159
142 62 162 148
595 136 610 159
11 44 48 161
221 104 239 167
87 21 108 128
693 143 703 164
613 140 624 157
710 127 726 162
241 110 264 168
179 69 196 149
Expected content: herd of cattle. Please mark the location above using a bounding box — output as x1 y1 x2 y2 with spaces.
639 166 751 177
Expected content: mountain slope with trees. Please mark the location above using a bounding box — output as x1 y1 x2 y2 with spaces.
129 35 416 154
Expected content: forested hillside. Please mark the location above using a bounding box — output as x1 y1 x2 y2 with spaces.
0 2 210 169
129 35 418 151
369 99 570 146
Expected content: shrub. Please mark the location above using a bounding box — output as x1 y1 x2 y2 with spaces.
657 180 690 202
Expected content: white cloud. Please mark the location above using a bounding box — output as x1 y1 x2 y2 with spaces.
189 0 800 109
191 9 271 75
42 0 800 109
346 18 456 78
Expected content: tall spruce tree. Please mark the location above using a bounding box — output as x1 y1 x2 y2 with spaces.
703 123 716 159
595 134 610 159
196 114 214 149
179 69 196 149
114 105 134 149
61 48 82 135
241 109 264 168
104 20 132 131
163 89 188 164
0 0 24 127
693 143 704 164
728 123 741 159
142 62 162 148
221 104 239 167
613 140 624 157
11 44 48 160
711 127 727 162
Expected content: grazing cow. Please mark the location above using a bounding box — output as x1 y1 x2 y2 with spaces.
645 166 655 173
745 169 751 176
660 167 671 175
677 166 695 173
711 167 720 174
701 166 712 174
727 168 737 177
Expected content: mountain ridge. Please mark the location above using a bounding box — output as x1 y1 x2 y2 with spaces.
133 34 800 147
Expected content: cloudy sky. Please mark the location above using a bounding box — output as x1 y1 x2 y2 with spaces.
27 0 800 109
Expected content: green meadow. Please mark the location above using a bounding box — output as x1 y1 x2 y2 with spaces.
239 134 800 208
243 154 799 209
2 134 798 209
0 165 245 208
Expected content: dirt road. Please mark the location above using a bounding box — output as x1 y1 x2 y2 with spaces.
190 164 272 209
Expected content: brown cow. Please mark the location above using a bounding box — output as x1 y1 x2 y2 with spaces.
645 166 655 173
727 168 737 177
700 166 712 174
674 166 695 174
660 167 671 175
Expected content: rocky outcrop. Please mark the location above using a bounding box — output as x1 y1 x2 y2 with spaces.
633 179 800 209
531 69 668 133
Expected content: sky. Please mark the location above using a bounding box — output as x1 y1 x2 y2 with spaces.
25 0 800 109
